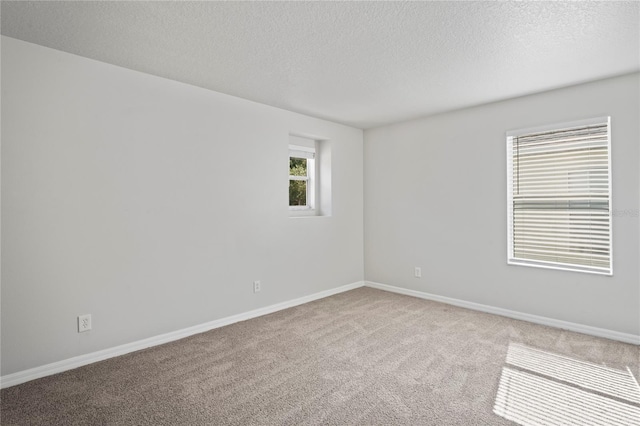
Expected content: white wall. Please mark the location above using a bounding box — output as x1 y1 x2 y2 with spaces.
1 37 364 376
2 34 637 380
364 73 640 336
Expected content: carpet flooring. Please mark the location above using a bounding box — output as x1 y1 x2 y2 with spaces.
1 287 639 425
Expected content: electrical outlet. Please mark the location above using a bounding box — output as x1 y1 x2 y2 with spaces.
414 267 422 278
78 314 92 333
253 280 261 293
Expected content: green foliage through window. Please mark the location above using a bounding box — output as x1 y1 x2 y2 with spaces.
289 158 307 176
289 157 308 206
289 181 307 206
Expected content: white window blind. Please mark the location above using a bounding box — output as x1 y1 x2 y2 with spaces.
506 117 612 275
289 148 315 159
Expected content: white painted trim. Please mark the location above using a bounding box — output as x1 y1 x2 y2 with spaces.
365 281 640 346
505 116 613 276
505 115 610 138
0 281 365 389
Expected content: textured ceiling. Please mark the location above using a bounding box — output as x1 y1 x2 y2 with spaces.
2 1 639 129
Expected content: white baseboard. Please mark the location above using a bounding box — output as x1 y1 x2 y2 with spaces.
0 281 365 389
365 281 640 346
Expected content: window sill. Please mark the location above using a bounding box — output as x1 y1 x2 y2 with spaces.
289 208 317 218
507 259 612 276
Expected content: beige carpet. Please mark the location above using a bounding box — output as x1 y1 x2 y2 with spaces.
2 287 639 425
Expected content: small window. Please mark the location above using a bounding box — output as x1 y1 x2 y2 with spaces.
289 144 315 211
506 117 612 275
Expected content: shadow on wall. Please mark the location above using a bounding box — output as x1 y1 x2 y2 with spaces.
494 342 640 425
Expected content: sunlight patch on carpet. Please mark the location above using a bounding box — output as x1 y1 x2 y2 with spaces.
494 342 640 426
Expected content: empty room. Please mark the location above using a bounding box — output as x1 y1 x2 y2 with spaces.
1 1 639 425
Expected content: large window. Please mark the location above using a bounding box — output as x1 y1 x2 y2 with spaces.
506 117 612 275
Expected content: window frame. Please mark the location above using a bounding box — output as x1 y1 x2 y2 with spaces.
506 116 613 276
289 144 316 213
